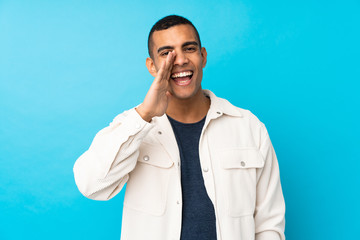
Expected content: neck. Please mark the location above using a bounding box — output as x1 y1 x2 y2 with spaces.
166 88 210 123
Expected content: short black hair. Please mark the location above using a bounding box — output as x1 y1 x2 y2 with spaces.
147 15 202 58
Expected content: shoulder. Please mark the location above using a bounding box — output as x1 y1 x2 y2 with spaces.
208 90 265 128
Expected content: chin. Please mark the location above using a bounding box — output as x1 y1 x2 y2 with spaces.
171 86 201 100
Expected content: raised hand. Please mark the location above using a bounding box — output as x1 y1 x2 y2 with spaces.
136 50 176 122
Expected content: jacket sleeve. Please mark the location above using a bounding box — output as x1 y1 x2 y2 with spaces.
254 124 286 240
73 108 154 200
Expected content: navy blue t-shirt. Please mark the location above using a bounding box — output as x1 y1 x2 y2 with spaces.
167 115 217 240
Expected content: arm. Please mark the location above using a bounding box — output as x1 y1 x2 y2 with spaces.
73 51 177 200
73 108 153 200
255 124 286 240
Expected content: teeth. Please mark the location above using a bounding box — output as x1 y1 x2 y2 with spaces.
171 71 192 78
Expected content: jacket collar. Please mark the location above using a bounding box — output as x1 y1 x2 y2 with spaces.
203 89 243 119
152 89 242 164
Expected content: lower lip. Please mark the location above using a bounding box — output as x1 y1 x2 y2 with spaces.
172 75 193 86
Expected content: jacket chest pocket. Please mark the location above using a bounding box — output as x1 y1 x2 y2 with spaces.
219 148 264 217
124 143 174 216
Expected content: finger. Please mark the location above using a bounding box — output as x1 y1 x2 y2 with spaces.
155 60 166 82
166 90 172 97
166 51 176 71
157 51 175 83
163 51 175 81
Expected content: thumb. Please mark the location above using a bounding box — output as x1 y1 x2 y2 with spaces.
165 91 173 100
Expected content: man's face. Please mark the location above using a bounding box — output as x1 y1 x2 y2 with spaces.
147 24 207 100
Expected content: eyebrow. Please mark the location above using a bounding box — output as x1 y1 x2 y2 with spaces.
157 41 199 54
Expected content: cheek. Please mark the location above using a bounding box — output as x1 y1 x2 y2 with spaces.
195 62 204 76
195 57 204 69
154 62 161 72
152 58 164 71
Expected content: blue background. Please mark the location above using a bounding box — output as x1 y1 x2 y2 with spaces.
1 0 359 239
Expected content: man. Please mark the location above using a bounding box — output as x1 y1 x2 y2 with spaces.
73 15 285 240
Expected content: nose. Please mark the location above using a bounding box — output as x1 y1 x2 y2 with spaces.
173 50 189 66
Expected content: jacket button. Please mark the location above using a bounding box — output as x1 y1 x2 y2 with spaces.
158 131 162 135
143 155 150 161
203 167 209 172
241 161 246 167
177 200 180 204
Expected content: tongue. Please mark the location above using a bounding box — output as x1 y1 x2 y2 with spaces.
174 76 190 81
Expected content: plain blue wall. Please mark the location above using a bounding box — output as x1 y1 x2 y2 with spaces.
1 0 359 239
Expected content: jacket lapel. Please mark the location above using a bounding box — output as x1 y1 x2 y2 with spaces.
152 114 180 164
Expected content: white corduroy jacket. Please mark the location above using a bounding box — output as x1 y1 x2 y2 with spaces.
73 90 286 240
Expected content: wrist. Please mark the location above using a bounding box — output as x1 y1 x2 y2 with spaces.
135 105 153 123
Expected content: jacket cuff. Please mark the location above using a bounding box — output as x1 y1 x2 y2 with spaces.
101 107 154 177
117 107 153 135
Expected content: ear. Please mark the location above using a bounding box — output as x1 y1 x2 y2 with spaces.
146 57 157 77
200 47 207 68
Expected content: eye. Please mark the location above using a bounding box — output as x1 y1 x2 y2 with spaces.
160 51 171 56
185 47 196 52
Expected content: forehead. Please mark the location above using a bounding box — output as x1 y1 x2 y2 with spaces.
151 24 198 50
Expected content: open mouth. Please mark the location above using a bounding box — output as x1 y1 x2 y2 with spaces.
170 71 193 86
